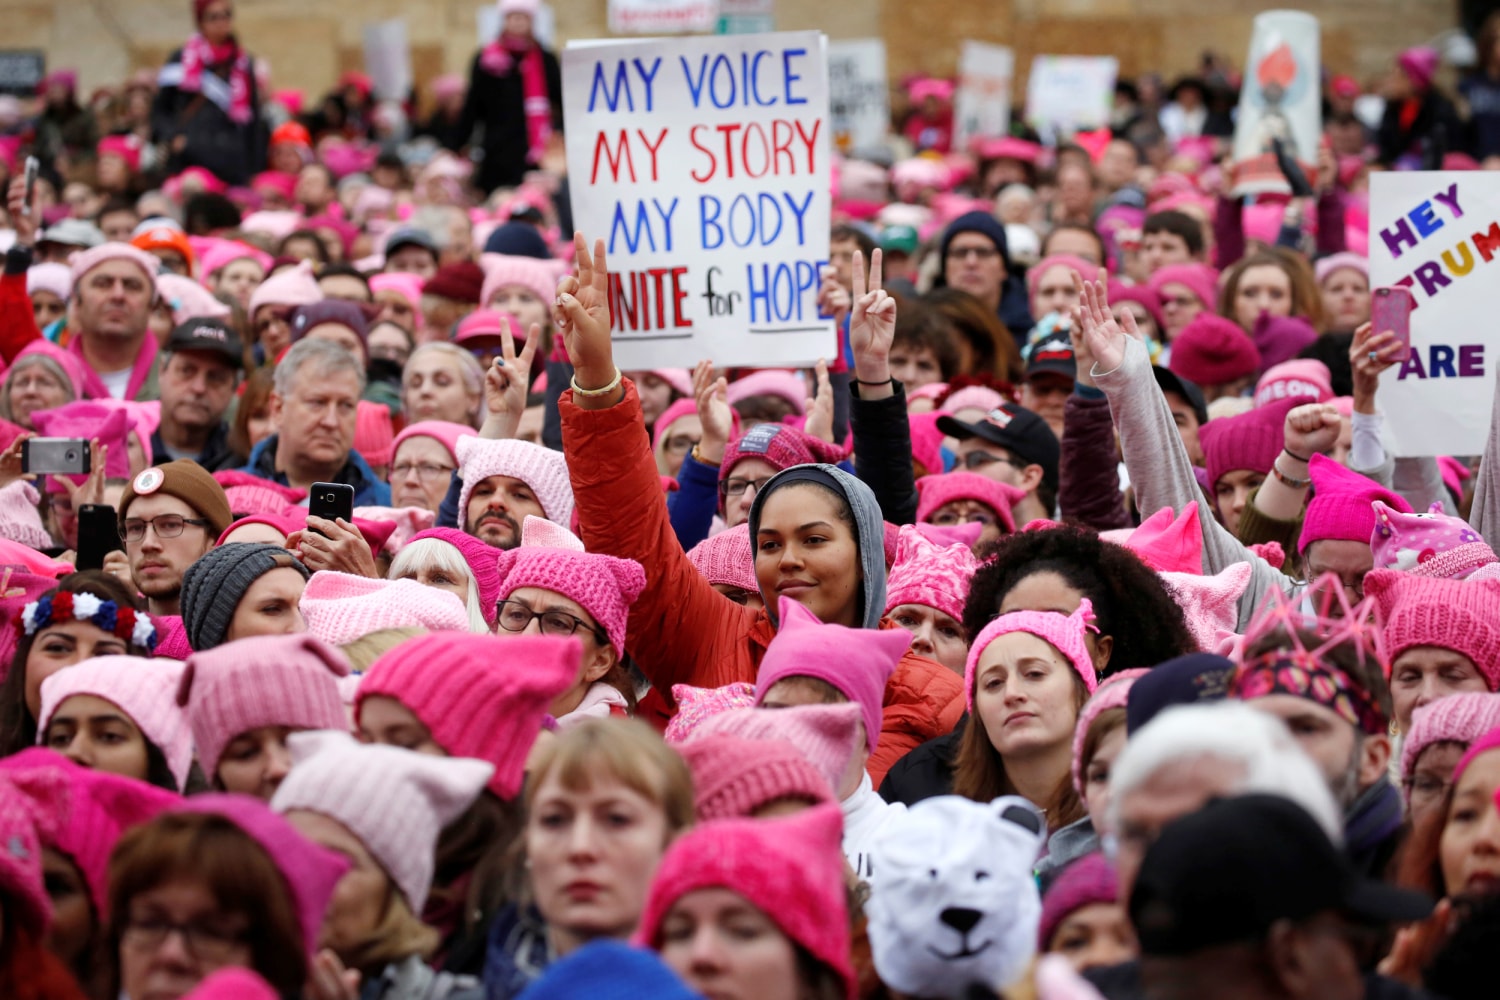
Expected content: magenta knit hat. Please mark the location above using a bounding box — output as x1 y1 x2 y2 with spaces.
356 632 579 798
662 682 758 744
479 253 561 310
1111 284 1164 330
1454 726 1500 786
1251 315 1320 374
1070 668 1150 795
391 420 476 466
173 793 350 957
1148 263 1217 311
914 471 1022 532
494 517 647 656
966 600 1099 712
0 480 52 551
720 422 845 480
37 657 192 789
694 703 863 794
182 969 279 1000
0 780 49 935
32 403 131 479
1169 314 1260 387
1371 501 1498 580
1026 254 1096 303
908 411 947 476
1254 359 1333 408
404 527 504 625
885 524 980 622
248 258 323 317
353 400 394 467
1298 454 1413 554
678 733 837 821
1400 694 1500 795
636 803 853 999
754 597 910 752
1199 396 1295 491
456 436 574 528
271 730 492 910
1037 853 1118 951
1399 47 1440 92
1364 570 1500 686
299 571 470 645
177 634 351 779
214 469 307 516
725 370 808 416
686 524 756 592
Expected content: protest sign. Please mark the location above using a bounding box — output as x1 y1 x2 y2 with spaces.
0 51 44 97
1025 56 1116 141
828 39 888 153
362 20 411 103
561 31 833 369
717 0 775 34
610 0 720 35
1370 171 1500 456
1231 11 1321 196
953 42 1013 151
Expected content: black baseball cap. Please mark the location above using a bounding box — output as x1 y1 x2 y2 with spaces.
936 402 1060 491
164 319 244 369
1130 794 1432 957
1152 365 1209 425
1025 333 1077 381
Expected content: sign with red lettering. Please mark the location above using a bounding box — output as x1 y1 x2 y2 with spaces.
609 0 719 35
562 31 833 368
1370 172 1500 456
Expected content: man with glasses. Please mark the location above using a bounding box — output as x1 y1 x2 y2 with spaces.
116 461 233 616
936 402 1059 526
932 210 1033 338
152 318 243 471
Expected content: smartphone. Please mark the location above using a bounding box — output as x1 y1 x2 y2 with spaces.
308 482 354 537
21 156 38 217
21 437 90 476
1371 286 1414 363
75 504 123 571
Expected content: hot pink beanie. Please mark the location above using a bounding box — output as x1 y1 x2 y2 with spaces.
182 969 279 1000
391 419 476 465
177 634 351 779
198 239 272 282
1070 668 1150 794
636 804 853 1000
1200 396 1296 491
678 733 838 820
1026 254 1097 301
914 471 1022 532
754 597 910 752
0 480 52 551
456 436 574 528
299 571 470 645
1119 503 1204 575
1453 726 1500 785
720 422 845 480
662 682 758 744
884 523 980 622
1148 263 1218 311
404 527 504 626
1400 693 1500 797
494 517 646 656
908 411 947 476
356 632 579 798
1371 501 1498 580
725 370 808 416
1364 570 1500 686
1038 853 1118 951
248 259 323 317
1169 314 1260 387
479 252 561 309
271 730 492 910
1298 454 1412 554
686 524 756 593
965 600 1099 712
1254 359 1333 408
353 400 395 467
36 657 192 789
0 780 50 934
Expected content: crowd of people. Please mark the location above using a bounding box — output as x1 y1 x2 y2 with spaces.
3 0 1500 998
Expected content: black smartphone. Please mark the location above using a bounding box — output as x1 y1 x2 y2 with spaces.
75 504 123 571
308 482 354 537
22 437 90 476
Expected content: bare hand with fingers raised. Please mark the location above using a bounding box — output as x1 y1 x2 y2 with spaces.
850 249 897 400
555 233 621 409
1071 271 1141 376
480 321 540 440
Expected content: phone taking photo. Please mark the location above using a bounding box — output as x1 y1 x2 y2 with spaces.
21 156 38 217
21 437 90 476
1371 286 1414 364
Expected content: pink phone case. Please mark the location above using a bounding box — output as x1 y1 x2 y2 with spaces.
1371 286 1413 363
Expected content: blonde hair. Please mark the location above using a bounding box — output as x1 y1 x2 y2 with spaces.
525 718 696 836
340 627 428 672
387 538 490 632
402 342 484 426
335 878 440 977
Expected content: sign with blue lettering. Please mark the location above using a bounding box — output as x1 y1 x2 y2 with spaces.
561 31 833 368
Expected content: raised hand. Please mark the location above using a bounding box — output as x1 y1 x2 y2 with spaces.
692 359 732 464
481 321 540 440
291 517 379 579
817 266 851 328
1071 271 1138 375
0 433 31 488
804 360 835 443
5 176 36 248
1283 403 1342 459
849 249 896 396
55 439 107 509
554 233 616 398
1349 321 1403 415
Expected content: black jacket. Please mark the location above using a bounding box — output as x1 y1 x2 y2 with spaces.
849 380 917 527
878 717 964 806
151 422 241 475
459 45 562 194
151 45 268 186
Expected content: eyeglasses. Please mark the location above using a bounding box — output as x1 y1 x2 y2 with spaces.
390 462 455 482
719 476 773 498
663 434 700 455
122 915 246 962
1161 295 1199 309
931 508 998 527
495 600 606 643
961 450 1025 472
946 245 999 262
120 514 211 543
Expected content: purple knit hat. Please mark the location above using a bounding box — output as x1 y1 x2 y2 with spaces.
404 527 504 626
1251 314 1320 374
1400 693 1500 798
1298 454 1412 554
884 523 980 623
754 597 910 752
1370 501 1498 580
966 600 1100 713
686 524 756 592
37 657 192 790
1364 570 1500 689
1037 854 1118 950
1169 314 1260 387
662 682 758 744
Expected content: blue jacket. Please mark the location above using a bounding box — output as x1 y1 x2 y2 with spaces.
241 435 391 506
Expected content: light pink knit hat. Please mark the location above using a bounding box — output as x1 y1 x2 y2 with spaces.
1400 693 1500 796
0 480 52 550
213 470 307 516
686 524 756 592
663 682 758 744
693 703 862 795
725 370 808 415
271 729 492 910
1158 562 1253 651
1070 668 1150 794
157 273 232 325
67 242 159 291
939 385 1005 415
1371 501 1499 580
177 634 351 779
391 419 476 465
1364 570 1500 688
456 436 574 528
478 253 561 309
884 523 980 622
299 571 470 646
36 657 192 789
678 733 837 820
248 258 323 318
914 471 1022 532
965 599 1100 712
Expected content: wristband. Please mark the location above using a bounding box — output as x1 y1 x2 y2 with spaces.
690 444 721 468
570 368 623 397
1271 460 1311 489
1282 446 1311 464
854 377 895 388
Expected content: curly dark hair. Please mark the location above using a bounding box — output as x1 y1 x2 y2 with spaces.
963 523 1196 674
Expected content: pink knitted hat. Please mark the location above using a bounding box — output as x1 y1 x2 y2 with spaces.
1148 263 1218 310
1037 853 1118 950
0 481 52 551
391 419 476 465
884 523 980 622
908 411 947 476
914 471 1022 531
1371 501 1498 580
679 734 837 820
157 273 232 325
453 309 521 348
965 599 1100 712
479 253 561 310
881 521 985 566
1254 359 1333 408
686 524 756 592
1200 397 1296 491
356 632 579 798
182 969 279 1000
31 403 131 480
404 527 504 626
1120 503 1204 575
754 597 910 753
494 517 646 656
635 804 853 1000
1026 254 1097 302
1070 668 1150 794
177 634 351 779
271 730 492 910
1298 454 1412 554
1169 314 1260 387
0 779 49 934
248 259 323 317
1364 570 1500 686
353 400 394 467
662 682 758 744
299 571 470 646
214 469 307 516
1400 694 1500 796
173 793 349 957
67 242 159 291
369 271 426 314
1453 726 1500 785
456 436 574 527
36 657 192 789
940 385 1005 415
694 703 862 792
198 239 272 281
1159 562 1253 651
651 397 740 451
26 261 73 301
720 422 845 480
725 370 808 416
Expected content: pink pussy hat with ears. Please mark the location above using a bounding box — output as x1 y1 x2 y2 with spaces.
1370 500 1499 580
753 597 910 753
355 632 580 799
965 599 1100 713
0 776 51 935
1298 454 1411 554
298 571 470 645
455 436 574 528
271 730 493 913
1123 503 1205 575
693 703 864 795
686 523 757 593
885 523 980 623
1159 562 1253 652
678 733 838 821
663 682 758 744
177 633 350 781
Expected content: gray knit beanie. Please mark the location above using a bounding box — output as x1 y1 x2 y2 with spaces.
181 543 310 651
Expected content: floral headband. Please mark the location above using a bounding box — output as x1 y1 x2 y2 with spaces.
21 590 157 652
1231 648 1388 736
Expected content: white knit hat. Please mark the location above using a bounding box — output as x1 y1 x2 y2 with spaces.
455 437 574 530
299 571 470 646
